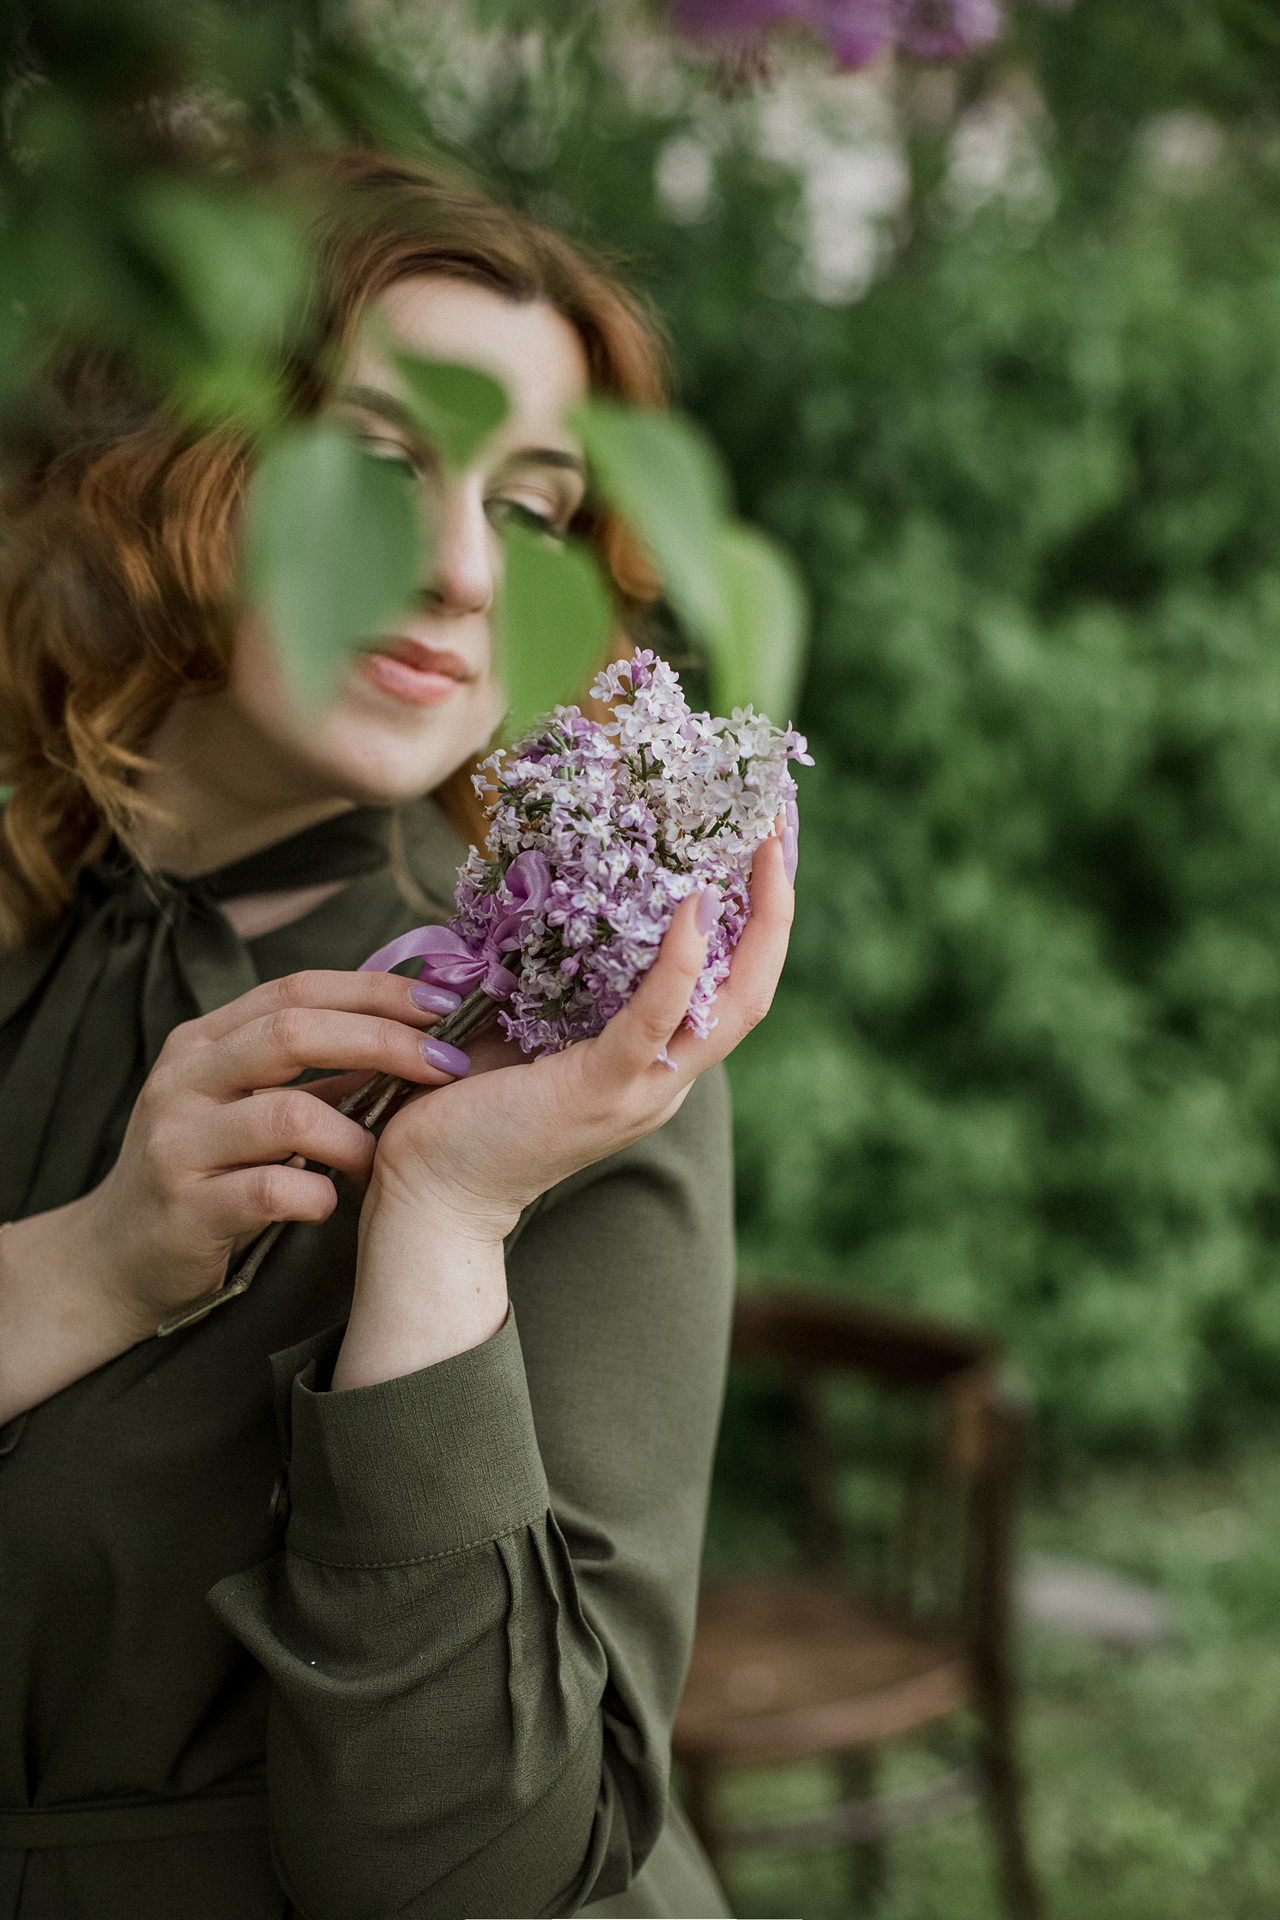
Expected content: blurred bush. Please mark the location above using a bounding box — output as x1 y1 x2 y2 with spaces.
13 0 1280 1454
401 0 1280 1455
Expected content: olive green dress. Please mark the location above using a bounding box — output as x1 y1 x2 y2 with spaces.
0 799 735 1920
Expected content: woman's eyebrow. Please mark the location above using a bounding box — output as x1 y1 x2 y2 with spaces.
507 448 587 478
336 385 422 436
337 387 586 478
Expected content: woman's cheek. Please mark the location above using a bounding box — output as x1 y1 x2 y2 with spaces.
473 672 506 751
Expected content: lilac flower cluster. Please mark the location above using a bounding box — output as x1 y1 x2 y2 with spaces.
425 651 810 1060
673 0 1070 70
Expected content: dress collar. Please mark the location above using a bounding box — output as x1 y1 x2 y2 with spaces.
171 806 393 901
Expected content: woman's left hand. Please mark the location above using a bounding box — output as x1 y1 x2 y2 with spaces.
330 829 793 1391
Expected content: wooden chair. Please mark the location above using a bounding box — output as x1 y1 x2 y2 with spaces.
674 1288 1043 1918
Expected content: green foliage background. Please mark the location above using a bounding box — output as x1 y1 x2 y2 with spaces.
395 0 1280 1456
11 0 1280 1457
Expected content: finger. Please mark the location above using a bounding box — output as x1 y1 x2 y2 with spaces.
229 1154 303 1253
663 830 794 1075
297 1069 382 1109
207 1163 341 1238
188 969 461 1046
190 1006 469 1098
201 1089 379 1185
588 891 714 1084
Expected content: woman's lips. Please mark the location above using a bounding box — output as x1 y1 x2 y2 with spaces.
358 638 472 709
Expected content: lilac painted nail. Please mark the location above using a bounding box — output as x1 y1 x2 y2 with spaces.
410 981 461 1014
697 888 723 934
786 797 799 836
782 824 799 885
421 1035 471 1076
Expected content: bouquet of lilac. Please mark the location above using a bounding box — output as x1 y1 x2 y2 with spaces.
357 651 811 1087
159 654 808 1331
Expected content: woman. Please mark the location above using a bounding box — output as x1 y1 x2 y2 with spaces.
0 155 795 1919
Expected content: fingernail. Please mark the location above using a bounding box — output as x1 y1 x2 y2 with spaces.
697 888 723 934
411 981 461 1014
782 825 799 885
420 1036 471 1076
786 797 799 836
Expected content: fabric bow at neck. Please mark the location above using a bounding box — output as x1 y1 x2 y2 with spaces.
0 808 393 1224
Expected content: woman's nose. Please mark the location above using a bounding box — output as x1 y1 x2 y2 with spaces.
424 481 494 618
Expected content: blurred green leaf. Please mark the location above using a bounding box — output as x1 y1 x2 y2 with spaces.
499 523 612 732
244 421 421 703
164 354 288 435
572 399 807 719
200 6 296 115
571 400 729 641
711 522 808 721
307 41 443 155
7 85 97 175
130 179 308 355
472 0 587 27
395 353 509 471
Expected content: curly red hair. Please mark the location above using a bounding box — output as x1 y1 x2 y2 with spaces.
0 151 667 945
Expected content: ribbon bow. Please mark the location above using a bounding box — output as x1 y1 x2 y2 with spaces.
359 850 551 999
358 925 517 999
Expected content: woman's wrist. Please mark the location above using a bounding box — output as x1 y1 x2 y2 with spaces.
0 1195 155 1423
77 1180 198 1344
362 1150 522 1249
331 1182 510 1392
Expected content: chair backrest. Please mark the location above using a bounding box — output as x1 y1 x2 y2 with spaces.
723 1287 1028 1656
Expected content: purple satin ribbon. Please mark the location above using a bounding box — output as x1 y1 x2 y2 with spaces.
358 924 517 999
359 850 551 998
500 850 551 917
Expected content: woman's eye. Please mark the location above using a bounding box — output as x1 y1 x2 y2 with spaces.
358 437 419 480
486 498 566 542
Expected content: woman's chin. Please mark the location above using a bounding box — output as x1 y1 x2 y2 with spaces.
296 694 496 807
227 611 500 807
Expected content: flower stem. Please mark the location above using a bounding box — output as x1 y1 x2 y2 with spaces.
336 985 500 1132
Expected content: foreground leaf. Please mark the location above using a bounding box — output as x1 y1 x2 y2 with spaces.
395 354 509 471
499 525 612 732
711 522 808 720
572 400 809 715
131 180 308 354
244 422 421 702
571 401 728 641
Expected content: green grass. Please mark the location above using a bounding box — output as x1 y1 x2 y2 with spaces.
703 1444 1280 1920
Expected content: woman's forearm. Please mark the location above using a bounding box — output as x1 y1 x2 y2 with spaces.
0 1196 152 1423
331 1186 509 1392
0 1176 512 1418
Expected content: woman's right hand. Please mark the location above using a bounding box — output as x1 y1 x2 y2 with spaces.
0 969 467 1420
88 968 469 1333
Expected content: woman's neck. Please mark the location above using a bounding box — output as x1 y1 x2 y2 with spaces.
132 688 357 880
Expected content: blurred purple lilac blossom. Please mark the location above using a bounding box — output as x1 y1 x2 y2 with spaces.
362 652 811 1062
673 0 1042 68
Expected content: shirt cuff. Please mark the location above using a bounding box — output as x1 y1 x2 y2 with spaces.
276 1307 549 1568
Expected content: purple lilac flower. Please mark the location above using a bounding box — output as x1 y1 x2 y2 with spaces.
362 652 811 1061
673 0 1041 68
673 0 891 67
895 0 1000 61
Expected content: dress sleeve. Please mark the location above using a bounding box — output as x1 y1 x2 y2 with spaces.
207 1065 735 1920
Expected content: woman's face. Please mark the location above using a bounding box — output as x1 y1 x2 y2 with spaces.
228 275 591 804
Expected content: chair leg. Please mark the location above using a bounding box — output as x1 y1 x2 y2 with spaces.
976 1694 1043 1920
835 1748 887 1913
